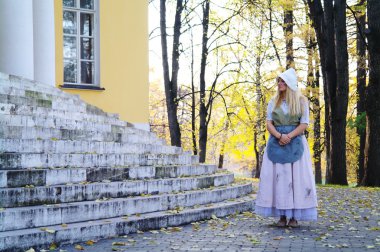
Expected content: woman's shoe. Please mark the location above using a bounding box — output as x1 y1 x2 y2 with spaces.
288 218 300 228
276 216 287 227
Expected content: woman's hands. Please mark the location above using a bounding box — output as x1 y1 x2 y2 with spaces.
279 134 291 145
267 120 308 146
267 120 292 146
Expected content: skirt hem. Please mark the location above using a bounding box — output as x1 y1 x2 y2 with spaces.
255 205 318 221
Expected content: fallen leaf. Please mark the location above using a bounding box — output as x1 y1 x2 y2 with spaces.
74 244 84 250
112 242 127 246
85 240 96 246
49 242 58 250
170 227 183 232
40 227 56 234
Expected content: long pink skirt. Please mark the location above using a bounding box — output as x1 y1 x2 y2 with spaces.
255 136 318 221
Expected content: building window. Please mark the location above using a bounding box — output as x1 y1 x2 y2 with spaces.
63 0 99 86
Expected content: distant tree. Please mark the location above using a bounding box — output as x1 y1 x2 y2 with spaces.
354 0 367 185
363 0 380 186
160 0 185 147
283 0 294 69
307 0 349 185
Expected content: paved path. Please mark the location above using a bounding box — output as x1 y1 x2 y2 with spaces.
54 185 380 252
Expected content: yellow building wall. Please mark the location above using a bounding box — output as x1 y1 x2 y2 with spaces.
54 0 149 124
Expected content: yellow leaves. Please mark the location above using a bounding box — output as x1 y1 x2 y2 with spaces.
369 227 380 231
166 206 184 214
192 222 201 231
39 227 56 234
85 240 96 246
61 223 68 228
74 244 84 250
49 243 58 250
112 242 128 246
241 211 254 218
248 236 261 245
169 226 183 232
140 193 152 197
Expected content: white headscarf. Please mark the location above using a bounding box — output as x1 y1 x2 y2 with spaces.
278 68 298 91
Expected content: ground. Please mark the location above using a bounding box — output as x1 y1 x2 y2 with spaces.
40 183 380 252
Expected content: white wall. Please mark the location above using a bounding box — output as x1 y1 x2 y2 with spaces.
0 0 34 80
33 0 56 86
0 0 56 86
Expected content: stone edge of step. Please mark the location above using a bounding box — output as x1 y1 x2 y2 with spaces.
0 195 256 252
0 164 218 188
0 183 253 232
0 172 235 207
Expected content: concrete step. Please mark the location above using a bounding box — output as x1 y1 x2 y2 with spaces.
0 164 217 188
0 152 198 170
0 194 255 252
0 77 121 119
0 183 252 231
0 73 82 101
0 93 86 114
0 103 123 125
0 173 234 207
0 139 182 155
0 113 127 131
0 114 160 141
0 125 165 145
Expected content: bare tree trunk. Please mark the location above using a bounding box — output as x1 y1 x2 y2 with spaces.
363 0 380 186
218 120 229 169
199 0 210 163
160 0 183 147
313 51 322 184
306 15 322 184
268 0 282 67
283 1 294 69
307 0 348 185
254 19 266 178
190 29 198 155
307 0 333 183
356 0 366 185
330 0 348 185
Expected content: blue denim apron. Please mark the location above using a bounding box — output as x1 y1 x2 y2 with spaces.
266 125 304 164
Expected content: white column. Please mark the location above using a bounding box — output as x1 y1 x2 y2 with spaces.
0 0 34 79
33 0 56 86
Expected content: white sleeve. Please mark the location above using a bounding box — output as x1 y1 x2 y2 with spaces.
300 100 310 124
266 99 274 121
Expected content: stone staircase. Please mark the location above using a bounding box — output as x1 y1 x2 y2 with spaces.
0 73 255 251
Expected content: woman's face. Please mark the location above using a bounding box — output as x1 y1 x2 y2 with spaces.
277 78 287 92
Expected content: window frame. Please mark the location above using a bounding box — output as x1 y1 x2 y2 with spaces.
62 0 100 87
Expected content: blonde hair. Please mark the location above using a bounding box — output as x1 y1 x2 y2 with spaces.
273 81 306 116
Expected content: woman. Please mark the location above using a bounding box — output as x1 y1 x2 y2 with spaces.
255 68 318 228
